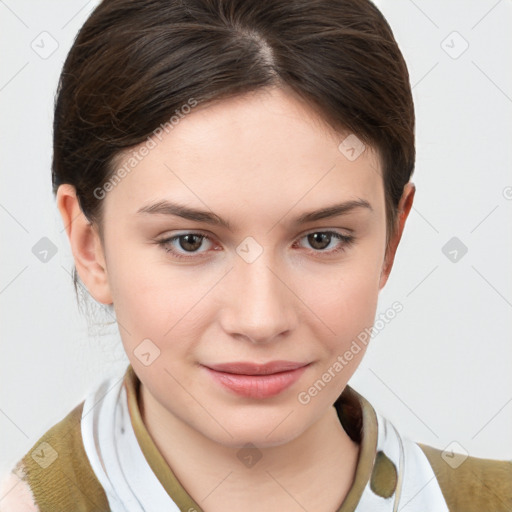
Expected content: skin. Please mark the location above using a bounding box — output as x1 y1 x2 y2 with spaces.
57 86 414 512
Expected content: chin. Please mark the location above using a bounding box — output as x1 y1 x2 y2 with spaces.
197 408 311 450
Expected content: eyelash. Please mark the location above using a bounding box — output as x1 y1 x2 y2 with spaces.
156 230 355 260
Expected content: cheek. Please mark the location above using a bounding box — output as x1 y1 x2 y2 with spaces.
299 241 384 356
311 272 379 346
106 220 385 354
107 248 220 360
106 248 174 343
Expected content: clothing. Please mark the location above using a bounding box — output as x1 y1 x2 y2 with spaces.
1 364 511 511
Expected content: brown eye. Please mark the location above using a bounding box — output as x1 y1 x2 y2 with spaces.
296 230 355 256
178 234 204 252
157 232 214 259
307 232 332 250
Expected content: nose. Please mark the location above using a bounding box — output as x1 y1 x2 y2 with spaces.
219 252 298 345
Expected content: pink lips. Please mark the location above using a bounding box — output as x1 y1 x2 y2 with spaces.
203 361 309 399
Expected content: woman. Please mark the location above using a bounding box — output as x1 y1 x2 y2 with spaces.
1 0 510 510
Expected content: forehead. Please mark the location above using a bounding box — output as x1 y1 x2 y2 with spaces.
105 87 384 221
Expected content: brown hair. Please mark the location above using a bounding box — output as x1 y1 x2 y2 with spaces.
52 0 415 289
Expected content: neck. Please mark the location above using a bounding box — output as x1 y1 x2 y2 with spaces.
138 383 360 511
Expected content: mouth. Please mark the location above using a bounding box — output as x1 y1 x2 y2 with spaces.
202 361 311 399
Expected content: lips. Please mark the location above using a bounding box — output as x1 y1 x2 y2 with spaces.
203 360 310 399
206 360 309 375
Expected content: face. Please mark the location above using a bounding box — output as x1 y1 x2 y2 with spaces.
89 87 392 448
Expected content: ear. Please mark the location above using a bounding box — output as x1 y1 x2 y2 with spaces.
379 182 415 290
56 184 113 304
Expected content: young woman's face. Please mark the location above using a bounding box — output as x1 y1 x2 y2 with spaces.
99 87 390 447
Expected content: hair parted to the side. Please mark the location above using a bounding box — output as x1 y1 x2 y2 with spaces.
52 0 415 294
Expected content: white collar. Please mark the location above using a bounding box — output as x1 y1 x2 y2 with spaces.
80 365 449 511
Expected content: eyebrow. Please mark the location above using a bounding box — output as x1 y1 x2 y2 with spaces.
136 198 372 230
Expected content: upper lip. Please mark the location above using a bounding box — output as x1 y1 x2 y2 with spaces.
205 361 309 375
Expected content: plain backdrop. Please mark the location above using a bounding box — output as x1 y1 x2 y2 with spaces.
1 0 511 480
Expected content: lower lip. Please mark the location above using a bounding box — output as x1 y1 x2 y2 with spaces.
204 365 308 399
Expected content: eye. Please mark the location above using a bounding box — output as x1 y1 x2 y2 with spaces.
156 230 355 261
157 232 214 260
295 230 355 255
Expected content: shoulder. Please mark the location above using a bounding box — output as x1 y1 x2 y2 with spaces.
418 442 512 512
0 401 110 512
0 467 39 512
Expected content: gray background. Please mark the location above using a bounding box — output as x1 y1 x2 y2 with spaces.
1 0 511 480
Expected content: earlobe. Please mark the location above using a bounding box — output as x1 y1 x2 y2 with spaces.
379 182 416 290
56 184 113 305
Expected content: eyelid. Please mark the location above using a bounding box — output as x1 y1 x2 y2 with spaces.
159 230 213 247
156 228 355 260
297 225 354 237
293 230 355 253
156 227 352 242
